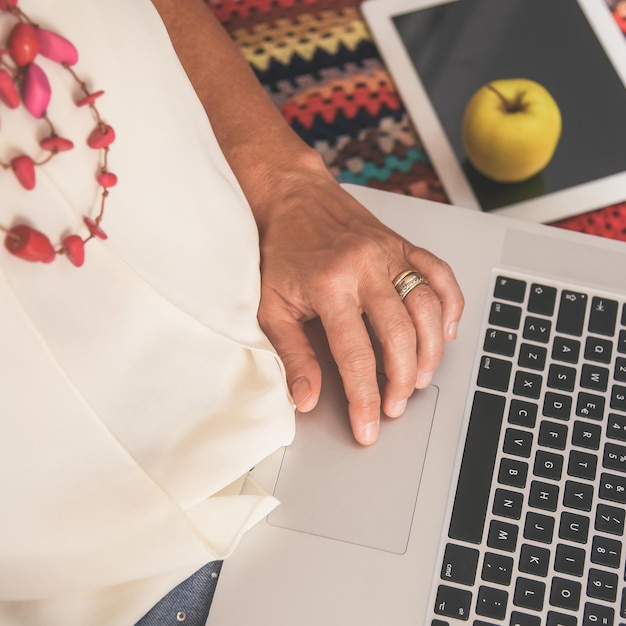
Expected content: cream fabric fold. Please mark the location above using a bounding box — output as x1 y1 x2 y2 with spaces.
0 1 295 623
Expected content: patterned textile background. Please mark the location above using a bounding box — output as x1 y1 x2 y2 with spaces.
207 0 626 241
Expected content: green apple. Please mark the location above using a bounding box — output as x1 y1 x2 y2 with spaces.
462 78 562 183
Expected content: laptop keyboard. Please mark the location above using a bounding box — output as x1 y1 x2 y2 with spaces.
431 273 626 626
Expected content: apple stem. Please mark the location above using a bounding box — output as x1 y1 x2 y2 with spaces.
487 83 526 113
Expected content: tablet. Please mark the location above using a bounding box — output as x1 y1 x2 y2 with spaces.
362 0 626 222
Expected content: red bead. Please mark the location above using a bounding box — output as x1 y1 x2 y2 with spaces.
5 224 55 262
83 216 108 240
62 234 85 267
21 62 50 118
87 124 115 149
0 68 19 108
36 27 78 66
97 171 117 188
0 0 18 11
40 135 74 152
8 23 39 67
76 89 104 107
11 155 35 190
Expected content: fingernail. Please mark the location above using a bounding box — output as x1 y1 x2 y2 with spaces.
416 372 433 389
359 421 379 445
291 376 312 409
447 321 459 340
388 398 407 418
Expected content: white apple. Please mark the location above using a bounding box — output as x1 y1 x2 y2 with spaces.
462 78 562 183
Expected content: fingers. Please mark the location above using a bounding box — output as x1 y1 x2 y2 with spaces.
318 298 383 446
258 306 322 414
405 246 465 344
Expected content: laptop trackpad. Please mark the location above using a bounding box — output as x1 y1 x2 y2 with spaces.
268 360 438 555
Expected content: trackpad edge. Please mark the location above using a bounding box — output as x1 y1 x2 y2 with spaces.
267 360 438 555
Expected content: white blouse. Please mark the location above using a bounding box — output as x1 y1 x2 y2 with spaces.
0 1 295 623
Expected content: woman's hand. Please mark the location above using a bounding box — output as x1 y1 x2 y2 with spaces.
150 0 464 444
254 158 464 445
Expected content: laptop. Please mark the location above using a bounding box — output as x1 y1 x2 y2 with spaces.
362 0 626 223
207 183 626 625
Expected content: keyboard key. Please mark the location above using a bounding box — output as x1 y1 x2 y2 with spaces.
567 450 597 480
529 480 560 511
518 343 547 371
547 611 577 626
599 472 626 504
595 503 625 535
523 511 555 543
610 384 626 412
503 428 533 458
513 577 545 611
477 356 511 392
543 393 571 421
518 543 550 577
615 356 626 381
483 328 517 357
607 412 626 442
590 535 621 568
528 283 556 316
571 420 602 450
486 519 518 552
492 488 523 519
554 543 586 577
563 480 594 511
513 371 543 399
448 392 505 544
512 611 541 626
583 602 614 626
621 588 626 619
556 290 588 337
588 296 618 336
575 392 605 421
489 301 522 329
559 511 590 544
585 336 613 364
523 316 552 343
580 364 609 392
619 329 626 354
538 420 568 450
494 276 526 302
508 400 538 428
440 543 479 586
586 568 618 603
476 586 508 620
603 442 626 473
498 458 528 489
548 364 576 392
534 450 563 480
550 577 581 611
481 552 514 586
434 585 472 621
552 336 580 364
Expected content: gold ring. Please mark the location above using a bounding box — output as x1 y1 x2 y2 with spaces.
393 270 429 301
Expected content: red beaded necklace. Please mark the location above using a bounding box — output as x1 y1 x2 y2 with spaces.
0 0 116 266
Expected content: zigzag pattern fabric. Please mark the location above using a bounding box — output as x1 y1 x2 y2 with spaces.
207 0 626 241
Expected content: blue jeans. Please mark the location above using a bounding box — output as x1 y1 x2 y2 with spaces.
135 561 222 626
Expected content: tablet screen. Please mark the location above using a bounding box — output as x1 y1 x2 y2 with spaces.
392 0 626 211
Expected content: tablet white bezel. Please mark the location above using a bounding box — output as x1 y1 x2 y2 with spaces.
362 0 626 222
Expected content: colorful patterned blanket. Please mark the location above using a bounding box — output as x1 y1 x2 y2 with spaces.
208 0 626 241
